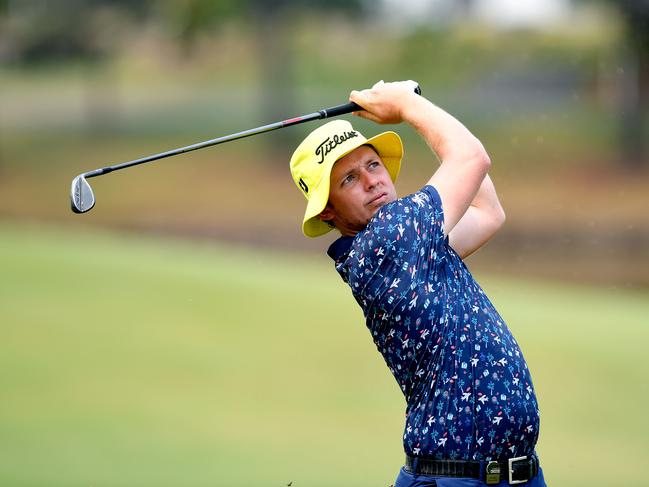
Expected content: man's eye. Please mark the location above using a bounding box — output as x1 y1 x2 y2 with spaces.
342 175 354 185
369 161 380 169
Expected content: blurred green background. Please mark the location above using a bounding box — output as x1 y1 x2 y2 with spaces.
1 1 648 486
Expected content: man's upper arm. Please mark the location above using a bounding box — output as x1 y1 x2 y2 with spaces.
426 151 490 237
448 206 505 259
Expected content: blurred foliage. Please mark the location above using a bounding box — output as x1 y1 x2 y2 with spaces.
611 0 649 170
0 0 366 63
0 0 151 63
577 0 649 169
1 0 645 167
0 0 369 150
0 1 643 157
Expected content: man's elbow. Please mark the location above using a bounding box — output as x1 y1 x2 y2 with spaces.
492 205 506 231
469 144 491 176
478 147 491 170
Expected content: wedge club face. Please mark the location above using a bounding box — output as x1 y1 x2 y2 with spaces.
70 175 96 214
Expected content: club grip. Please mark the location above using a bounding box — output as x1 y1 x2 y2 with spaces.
322 101 362 118
321 83 422 119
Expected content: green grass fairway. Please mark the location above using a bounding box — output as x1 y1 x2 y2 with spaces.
1 223 647 487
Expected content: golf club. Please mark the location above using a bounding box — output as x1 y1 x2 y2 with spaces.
70 84 421 214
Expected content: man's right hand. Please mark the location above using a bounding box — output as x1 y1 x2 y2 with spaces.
349 80 420 125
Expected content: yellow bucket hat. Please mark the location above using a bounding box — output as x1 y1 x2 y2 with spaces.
289 120 403 238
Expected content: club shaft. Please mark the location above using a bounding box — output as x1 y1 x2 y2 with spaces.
85 102 362 178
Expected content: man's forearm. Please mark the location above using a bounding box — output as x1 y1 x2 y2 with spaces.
469 174 504 216
448 174 506 259
401 95 488 166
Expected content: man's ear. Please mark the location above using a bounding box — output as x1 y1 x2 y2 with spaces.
319 204 335 222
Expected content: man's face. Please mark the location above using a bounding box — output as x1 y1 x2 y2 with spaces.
319 145 397 236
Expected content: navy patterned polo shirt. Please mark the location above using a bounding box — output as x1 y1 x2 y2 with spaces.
327 185 540 461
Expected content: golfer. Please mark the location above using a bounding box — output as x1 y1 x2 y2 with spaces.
289 80 547 486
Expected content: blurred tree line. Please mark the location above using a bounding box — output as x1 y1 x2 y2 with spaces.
0 0 364 63
0 0 646 168
574 0 649 170
610 0 649 170
0 0 365 147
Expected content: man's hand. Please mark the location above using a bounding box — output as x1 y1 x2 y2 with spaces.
349 80 420 125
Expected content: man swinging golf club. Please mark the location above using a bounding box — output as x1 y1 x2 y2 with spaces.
289 80 547 487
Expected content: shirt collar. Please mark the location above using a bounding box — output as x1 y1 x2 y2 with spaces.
327 236 355 261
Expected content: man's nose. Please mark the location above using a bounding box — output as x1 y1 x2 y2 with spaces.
362 169 379 190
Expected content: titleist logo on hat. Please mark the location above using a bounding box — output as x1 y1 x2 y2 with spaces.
315 131 358 164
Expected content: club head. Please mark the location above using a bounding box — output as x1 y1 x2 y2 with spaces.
70 174 96 214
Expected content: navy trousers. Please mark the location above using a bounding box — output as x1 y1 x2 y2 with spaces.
394 465 547 487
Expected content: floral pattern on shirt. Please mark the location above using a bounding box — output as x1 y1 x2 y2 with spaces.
329 185 540 461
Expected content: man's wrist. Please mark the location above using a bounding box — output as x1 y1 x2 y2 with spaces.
400 94 434 127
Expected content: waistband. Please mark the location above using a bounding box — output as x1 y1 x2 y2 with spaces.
404 453 539 485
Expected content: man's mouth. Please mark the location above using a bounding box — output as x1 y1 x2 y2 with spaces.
367 192 388 206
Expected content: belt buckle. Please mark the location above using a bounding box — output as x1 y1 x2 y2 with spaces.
485 461 501 485
508 456 528 485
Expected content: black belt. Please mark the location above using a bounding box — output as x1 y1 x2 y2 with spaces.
404 453 539 485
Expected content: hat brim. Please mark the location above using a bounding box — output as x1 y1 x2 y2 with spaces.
302 131 403 238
